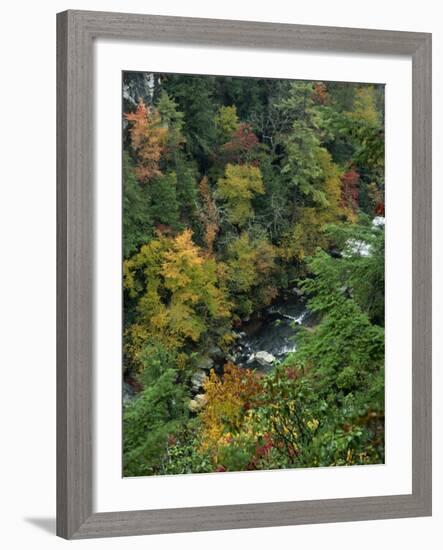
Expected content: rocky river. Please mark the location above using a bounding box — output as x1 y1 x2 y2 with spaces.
227 292 311 372
124 291 313 404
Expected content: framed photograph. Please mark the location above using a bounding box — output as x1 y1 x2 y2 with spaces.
57 10 432 539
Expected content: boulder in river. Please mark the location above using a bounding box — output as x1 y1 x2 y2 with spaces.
254 350 276 367
372 216 385 227
188 393 208 412
191 369 208 391
197 356 215 370
123 382 136 405
208 346 225 362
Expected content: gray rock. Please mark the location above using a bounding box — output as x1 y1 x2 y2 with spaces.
291 286 304 297
123 382 136 404
372 216 385 227
198 356 215 370
188 393 208 412
255 350 276 367
208 346 225 361
191 369 208 390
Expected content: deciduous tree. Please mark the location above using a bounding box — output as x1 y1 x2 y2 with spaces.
216 164 264 227
125 100 168 182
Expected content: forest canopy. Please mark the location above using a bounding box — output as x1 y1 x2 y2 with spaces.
122 72 385 476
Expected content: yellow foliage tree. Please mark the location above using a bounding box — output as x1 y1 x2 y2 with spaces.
199 364 262 462
226 232 277 316
215 105 239 142
227 232 275 291
216 164 264 227
348 85 380 126
123 229 232 371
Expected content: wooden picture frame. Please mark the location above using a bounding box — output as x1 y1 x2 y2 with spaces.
57 9 432 539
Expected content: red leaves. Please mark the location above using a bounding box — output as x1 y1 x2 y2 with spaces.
246 434 275 470
341 169 360 212
368 181 385 216
374 201 385 216
222 123 259 163
285 367 299 380
255 434 274 458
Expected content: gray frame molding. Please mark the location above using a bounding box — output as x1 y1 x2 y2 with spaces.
57 9 432 539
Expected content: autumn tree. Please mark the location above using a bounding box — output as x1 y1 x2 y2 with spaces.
348 86 380 126
226 232 277 317
216 164 265 227
125 100 168 182
312 82 329 105
222 123 260 164
215 105 239 143
199 364 262 469
123 229 232 370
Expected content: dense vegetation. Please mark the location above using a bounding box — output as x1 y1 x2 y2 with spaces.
122 73 385 476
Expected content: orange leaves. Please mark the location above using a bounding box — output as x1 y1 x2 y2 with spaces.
312 82 329 105
125 100 168 182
